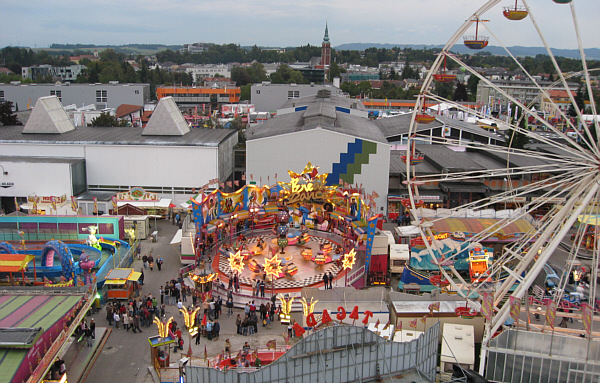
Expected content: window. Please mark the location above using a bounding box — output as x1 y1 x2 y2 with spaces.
50 90 62 102
288 90 299 99
96 90 107 103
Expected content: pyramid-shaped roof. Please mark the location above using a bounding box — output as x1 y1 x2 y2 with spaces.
142 97 190 136
22 96 75 134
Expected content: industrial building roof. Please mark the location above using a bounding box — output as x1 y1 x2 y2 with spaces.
0 125 236 147
375 114 505 144
247 92 387 144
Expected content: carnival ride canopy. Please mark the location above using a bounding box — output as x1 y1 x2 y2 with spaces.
430 217 533 240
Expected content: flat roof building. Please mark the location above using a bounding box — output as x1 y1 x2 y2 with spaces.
0 82 150 110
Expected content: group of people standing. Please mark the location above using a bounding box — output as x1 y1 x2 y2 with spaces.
322 271 334 289
105 296 161 333
142 253 164 271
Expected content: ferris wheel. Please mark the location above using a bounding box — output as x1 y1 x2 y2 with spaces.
405 0 599 371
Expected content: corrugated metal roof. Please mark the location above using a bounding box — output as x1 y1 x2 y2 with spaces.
0 125 236 147
247 94 387 144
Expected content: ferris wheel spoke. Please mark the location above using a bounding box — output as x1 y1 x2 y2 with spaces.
569 3 600 150
520 0 600 157
447 54 597 158
477 22 598 154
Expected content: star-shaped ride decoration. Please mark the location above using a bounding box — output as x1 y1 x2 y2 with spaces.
263 254 283 278
228 250 245 274
342 248 357 270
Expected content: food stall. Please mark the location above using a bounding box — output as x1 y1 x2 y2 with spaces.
104 268 141 300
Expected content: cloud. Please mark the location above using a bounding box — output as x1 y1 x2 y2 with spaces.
1 0 598 49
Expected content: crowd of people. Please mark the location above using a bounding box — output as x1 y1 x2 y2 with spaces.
105 295 161 333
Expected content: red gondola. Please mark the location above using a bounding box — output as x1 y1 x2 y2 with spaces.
433 54 456 83
401 154 424 165
429 274 450 287
464 18 489 50
455 306 478 319
503 0 528 20
401 136 425 165
401 198 423 208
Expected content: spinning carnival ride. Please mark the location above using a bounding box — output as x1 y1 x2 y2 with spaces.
406 0 599 374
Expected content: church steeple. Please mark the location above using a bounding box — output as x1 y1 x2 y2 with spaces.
320 22 331 82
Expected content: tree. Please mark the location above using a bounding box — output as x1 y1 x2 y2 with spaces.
568 86 586 117
0 101 22 125
453 82 468 102
467 75 480 102
505 116 529 149
269 64 307 84
329 61 342 80
89 112 127 127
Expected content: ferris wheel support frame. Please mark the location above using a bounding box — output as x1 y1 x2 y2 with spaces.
479 177 600 375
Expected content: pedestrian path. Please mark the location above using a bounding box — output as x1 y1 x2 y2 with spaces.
60 326 110 382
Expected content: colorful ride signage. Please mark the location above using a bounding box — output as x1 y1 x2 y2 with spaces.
117 187 159 202
280 162 337 204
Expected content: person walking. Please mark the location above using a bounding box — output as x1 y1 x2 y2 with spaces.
106 303 113 326
139 269 145 286
328 271 334 289
85 326 93 347
156 256 163 271
224 339 231 358
142 254 148 268
132 314 142 333
213 320 220 340
90 318 96 340
323 273 329 290
226 296 234 317
236 314 242 335
148 255 154 271
113 312 121 329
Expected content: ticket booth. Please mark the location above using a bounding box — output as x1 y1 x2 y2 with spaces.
104 268 141 300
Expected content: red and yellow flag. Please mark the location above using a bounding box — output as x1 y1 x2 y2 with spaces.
409 319 417 329
581 303 593 337
545 300 557 330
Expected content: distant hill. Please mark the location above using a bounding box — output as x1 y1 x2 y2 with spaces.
334 43 600 60
44 44 182 55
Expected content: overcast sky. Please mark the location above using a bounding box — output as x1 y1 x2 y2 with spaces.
2 0 598 50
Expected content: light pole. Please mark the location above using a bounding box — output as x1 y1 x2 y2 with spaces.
230 214 237 246
249 204 259 238
180 305 201 360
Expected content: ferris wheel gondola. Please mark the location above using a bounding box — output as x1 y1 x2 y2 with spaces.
463 17 490 49
502 0 528 20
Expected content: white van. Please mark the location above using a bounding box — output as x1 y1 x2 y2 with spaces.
389 243 410 275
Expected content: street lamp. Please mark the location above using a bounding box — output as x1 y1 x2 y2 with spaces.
230 214 237 245
180 305 201 359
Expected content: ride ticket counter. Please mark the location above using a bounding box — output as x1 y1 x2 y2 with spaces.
104 268 141 300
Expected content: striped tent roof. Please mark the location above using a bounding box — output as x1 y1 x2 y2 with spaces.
0 294 82 382
0 254 35 273
430 217 533 238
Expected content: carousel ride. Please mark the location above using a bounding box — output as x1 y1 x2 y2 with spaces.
405 0 599 374
192 163 382 291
